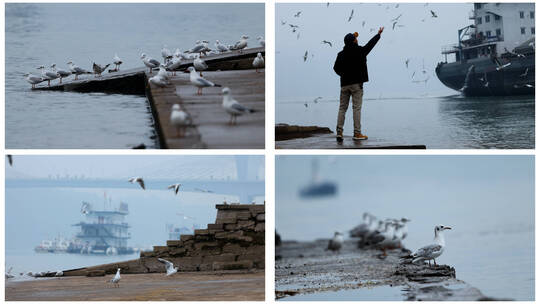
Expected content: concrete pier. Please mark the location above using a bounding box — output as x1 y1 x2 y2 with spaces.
31 48 265 149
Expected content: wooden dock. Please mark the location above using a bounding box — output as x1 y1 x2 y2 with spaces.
31 47 265 149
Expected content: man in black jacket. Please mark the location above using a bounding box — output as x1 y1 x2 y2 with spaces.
333 27 383 141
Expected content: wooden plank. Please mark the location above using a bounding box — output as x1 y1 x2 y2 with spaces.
149 69 265 149
276 133 426 149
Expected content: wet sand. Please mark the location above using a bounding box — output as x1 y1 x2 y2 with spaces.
6 270 264 301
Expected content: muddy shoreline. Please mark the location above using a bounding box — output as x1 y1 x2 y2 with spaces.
276 239 498 301
6 270 264 301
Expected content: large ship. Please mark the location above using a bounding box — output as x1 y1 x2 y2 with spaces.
436 3 535 96
69 201 135 255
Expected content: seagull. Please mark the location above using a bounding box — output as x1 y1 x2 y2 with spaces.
348 9 354 22
289 24 299 29
24 73 43 88
92 62 110 77
161 45 173 63
252 53 264 72
304 102 308 108
50 64 71 84
5 267 14 279
321 40 332 47
149 74 168 88
37 65 59 87
405 58 410 68
494 57 511 70
67 61 91 80
326 232 344 253
158 258 178 276
231 35 249 52
169 104 191 137
222 87 256 125
349 212 376 243
128 177 145 190
109 268 121 288
215 40 229 53
520 68 529 78
430 10 438 18
401 225 451 267
362 21 366 27
7 155 13 166
174 48 183 58
392 21 398 30
165 57 182 76
186 41 209 56
113 54 123 71
193 55 208 76
294 11 301 17
303 51 308 62
167 183 182 195
391 14 402 22
188 66 221 95
141 53 160 74
524 84 534 88
257 36 265 47
313 97 322 103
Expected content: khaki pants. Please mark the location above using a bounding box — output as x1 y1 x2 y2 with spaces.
336 83 363 134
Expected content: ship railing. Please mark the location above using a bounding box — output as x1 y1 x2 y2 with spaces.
441 43 460 54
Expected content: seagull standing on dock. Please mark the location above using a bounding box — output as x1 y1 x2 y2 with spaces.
37 65 59 87
257 36 265 47
158 258 178 276
109 268 121 288
166 57 182 76
169 104 191 137
161 45 173 63
402 225 451 267
141 53 160 74
231 35 249 52
24 73 43 88
326 231 344 253
193 55 208 76
252 53 264 72
215 40 229 53
50 64 71 84
92 62 110 77
67 61 91 80
188 66 221 95
149 74 168 88
222 87 256 125
128 177 145 190
113 54 123 71
167 183 182 195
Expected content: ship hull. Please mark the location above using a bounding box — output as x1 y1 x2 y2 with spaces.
436 55 535 97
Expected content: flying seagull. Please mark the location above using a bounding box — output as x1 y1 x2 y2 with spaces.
348 9 354 22
109 268 121 288
430 10 438 18
167 183 182 195
322 40 332 47
128 177 145 190
313 97 322 103
391 14 402 22
294 11 301 17
222 87 256 125
303 51 308 62
158 258 179 276
401 225 451 267
6 155 12 166
405 58 410 68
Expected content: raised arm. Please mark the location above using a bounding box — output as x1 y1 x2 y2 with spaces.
362 27 384 55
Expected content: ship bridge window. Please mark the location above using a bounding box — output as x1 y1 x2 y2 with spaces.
485 15 490 23
486 30 491 37
495 15 500 21
520 11 524 19
532 27 535 35
521 27 526 35
530 12 534 19
475 3 482 9
477 17 482 24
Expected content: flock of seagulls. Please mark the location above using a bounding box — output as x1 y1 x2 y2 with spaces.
345 212 452 266
24 35 265 89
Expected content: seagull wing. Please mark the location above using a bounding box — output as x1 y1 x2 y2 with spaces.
197 77 215 87
158 258 174 271
137 178 145 190
175 184 180 194
149 58 160 66
231 102 252 113
414 244 442 258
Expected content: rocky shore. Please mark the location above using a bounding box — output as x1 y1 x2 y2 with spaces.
275 239 493 301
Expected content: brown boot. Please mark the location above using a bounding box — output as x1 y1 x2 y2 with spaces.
336 130 343 141
353 132 368 140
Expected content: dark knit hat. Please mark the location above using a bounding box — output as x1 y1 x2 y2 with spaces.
344 33 356 46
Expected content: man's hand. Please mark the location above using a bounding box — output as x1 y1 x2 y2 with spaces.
378 27 384 35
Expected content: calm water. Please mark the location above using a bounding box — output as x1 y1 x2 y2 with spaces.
276 95 535 149
5 184 247 275
276 156 535 300
5 3 264 148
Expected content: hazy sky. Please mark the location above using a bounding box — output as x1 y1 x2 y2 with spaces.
5 155 265 181
276 3 472 100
